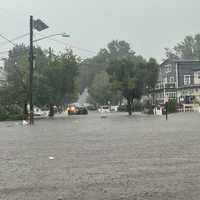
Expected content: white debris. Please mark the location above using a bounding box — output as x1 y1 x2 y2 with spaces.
49 156 55 160
22 120 29 126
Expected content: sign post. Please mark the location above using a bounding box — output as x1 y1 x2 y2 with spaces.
164 95 169 120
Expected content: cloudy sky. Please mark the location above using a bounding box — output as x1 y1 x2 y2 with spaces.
1 0 200 62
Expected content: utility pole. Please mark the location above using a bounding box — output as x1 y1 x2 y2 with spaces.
28 16 49 124
165 102 168 120
29 15 34 124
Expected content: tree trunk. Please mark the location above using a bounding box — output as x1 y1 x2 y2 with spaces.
49 104 54 117
127 99 132 116
119 99 122 106
152 87 155 105
23 101 28 120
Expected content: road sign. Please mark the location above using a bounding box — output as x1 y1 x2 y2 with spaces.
33 19 49 31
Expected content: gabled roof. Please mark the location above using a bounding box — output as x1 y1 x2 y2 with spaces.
160 59 200 66
175 60 200 64
160 59 171 66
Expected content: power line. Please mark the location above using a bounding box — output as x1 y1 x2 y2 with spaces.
34 32 97 55
0 33 29 47
47 37 97 55
0 32 98 57
0 33 16 46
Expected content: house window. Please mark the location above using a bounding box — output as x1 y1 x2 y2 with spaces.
194 71 200 85
184 75 191 85
195 71 200 79
165 64 172 73
170 76 174 83
163 77 167 84
165 92 176 98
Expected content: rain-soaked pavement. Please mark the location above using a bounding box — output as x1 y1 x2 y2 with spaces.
0 111 200 200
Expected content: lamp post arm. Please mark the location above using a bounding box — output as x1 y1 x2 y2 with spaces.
33 33 69 42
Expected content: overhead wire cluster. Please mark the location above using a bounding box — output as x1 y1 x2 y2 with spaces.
0 32 97 58
0 33 29 47
0 6 98 57
34 32 97 56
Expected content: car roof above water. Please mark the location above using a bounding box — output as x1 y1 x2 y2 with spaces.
101 105 109 109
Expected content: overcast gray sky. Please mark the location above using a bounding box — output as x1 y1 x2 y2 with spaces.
1 0 200 62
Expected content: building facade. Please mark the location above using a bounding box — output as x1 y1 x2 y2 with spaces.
0 65 6 86
155 60 200 104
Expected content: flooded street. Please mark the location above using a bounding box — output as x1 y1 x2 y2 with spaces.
1 112 200 199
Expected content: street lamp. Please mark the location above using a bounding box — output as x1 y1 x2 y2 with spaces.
33 33 70 43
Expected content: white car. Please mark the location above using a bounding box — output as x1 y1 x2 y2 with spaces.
27 104 47 117
99 105 110 113
99 105 110 118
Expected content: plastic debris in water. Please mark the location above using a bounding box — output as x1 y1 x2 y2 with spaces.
49 156 55 160
22 120 29 126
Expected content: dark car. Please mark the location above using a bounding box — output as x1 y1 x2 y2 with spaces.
68 104 88 115
86 104 97 111
76 106 88 114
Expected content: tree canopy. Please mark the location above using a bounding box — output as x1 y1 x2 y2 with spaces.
78 40 137 93
0 39 159 117
165 34 200 60
0 45 80 116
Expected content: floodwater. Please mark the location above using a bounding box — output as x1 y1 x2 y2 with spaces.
0 112 200 200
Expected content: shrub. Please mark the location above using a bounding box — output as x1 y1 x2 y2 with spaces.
167 99 177 113
0 105 24 121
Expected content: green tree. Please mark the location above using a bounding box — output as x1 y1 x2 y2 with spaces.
107 40 135 60
1 45 50 117
165 34 200 60
88 71 112 105
3 45 30 116
1 45 80 118
34 49 80 115
107 59 146 115
145 58 159 103
78 40 136 93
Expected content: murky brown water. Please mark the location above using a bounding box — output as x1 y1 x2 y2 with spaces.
0 112 200 199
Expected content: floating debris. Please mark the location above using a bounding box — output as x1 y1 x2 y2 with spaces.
22 120 29 126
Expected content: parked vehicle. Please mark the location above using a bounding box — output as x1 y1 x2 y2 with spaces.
27 104 47 117
67 104 88 115
110 105 119 112
98 105 110 118
117 104 128 112
98 105 110 113
87 104 98 111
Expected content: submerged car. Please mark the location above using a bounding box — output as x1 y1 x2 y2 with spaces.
98 105 110 113
98 105 110 118
68 104 88 115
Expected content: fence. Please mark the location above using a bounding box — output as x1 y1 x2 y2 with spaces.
177 104 200 113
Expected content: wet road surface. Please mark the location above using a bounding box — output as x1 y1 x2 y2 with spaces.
0 112 200 199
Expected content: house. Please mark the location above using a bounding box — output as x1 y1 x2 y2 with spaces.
154 59 200 105
0 66 6 86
